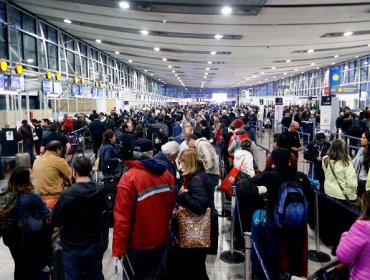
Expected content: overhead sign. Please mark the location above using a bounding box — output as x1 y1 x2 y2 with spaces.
330 68 341 87
92 87 97 97
331 85 358 94
41 79 53 94
78 85 86 96
321 96 332 106
259 99 264 105
275 97 283 105
71 84 78 96
0 72 4 90
53 82 63 95
10 75 21 91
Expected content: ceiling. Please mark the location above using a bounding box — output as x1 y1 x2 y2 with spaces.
10 0 370 88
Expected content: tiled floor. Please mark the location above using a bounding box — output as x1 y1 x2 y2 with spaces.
0 131 336 279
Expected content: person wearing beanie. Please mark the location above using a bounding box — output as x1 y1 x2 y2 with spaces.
252 148 313 279
113 138 175 278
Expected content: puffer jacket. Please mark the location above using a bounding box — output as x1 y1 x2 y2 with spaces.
336 220 370 280
196 138 219 176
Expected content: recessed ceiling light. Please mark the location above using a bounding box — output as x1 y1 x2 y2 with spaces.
301 71 304 74
214 34 223 40
334 55 339 58
144 69 148 72
355 56 359 58
237 82 240 85
162 19 167 23
204 73 208 75
119 1 130 9
307 49 315 53
26 58 34 63
221 6 232 15
253 75 257 78
260 72 264 74
128 60 132 63
175 74 178 77
140 30 149 35
290 74 294 77
364 61 369 65
206 68 210 71
64 19 72 24
258 81 261 83
95 39 102 43
265 78 268 81
316 67 319 70
271 66 276 70
283 72 287 75
311 62 316 66
368 44 370 47
203 76 207 78
210 51 217 55
172 70 175 73
162 58 167 61
150 74 154 76
332 62 336 65
168 65 172 68
286 60 291 63
295 68 299 71
343 31 353 37
115 51 120 55
272 76 276 78
154 47 160 51
207 61 212 64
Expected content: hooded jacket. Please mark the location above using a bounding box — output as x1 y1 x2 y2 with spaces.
113 159 175 257
52 182 106 248
337 220 370 280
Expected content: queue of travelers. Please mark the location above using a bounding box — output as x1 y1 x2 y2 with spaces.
1 103 370 280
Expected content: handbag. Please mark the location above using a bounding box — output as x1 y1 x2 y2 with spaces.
93 152 101 172
219 157 246 199
328 161 360 209
172 206 211 249
32 131 39 141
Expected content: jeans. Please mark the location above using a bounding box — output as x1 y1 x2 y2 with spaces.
62 242 104 280
23 141 35 165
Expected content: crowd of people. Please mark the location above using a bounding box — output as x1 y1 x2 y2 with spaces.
0 103 370 280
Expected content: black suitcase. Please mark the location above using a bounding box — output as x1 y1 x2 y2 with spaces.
51 236 65 280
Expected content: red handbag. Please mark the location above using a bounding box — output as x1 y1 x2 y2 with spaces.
219 157 246 199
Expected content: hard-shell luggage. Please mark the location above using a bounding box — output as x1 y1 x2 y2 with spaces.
251 209 267 278
15 153 31 168
51 236 65 280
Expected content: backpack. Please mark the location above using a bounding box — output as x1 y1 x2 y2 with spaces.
0 191 18 237
274 180 307 228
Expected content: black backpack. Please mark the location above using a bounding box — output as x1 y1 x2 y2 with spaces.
0 191 18 237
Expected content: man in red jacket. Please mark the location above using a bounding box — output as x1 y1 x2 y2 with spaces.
113 138 175 279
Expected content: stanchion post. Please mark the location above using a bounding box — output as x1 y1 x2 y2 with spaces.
220 185 245 264
244 232 252 280
308 180 331 263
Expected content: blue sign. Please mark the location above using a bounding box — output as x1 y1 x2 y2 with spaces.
41 79 53 94
275 97 283 105
0 73 4 90
97 88 102 97
71 84 78 96
10 75 21 91
330 68 341 87
78 85 86 96
107 89 112 98
92 87 97 97
321 96 332 106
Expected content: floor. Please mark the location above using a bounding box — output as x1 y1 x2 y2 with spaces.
0 129 336 279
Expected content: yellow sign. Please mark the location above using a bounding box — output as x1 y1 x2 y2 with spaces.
46 71 53 80
332 74 340 81
0 60 8 72
56 72 61 81
95 81 100 88
15 64 23 75
73 76 79 84
81 78 85 85
338 87 343 93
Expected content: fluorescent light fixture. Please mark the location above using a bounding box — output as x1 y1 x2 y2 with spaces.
272 76 276 78
307 49 315 53
204 73 208 75
265 79 268 81
64 19 72 24
210 51 217 55
221 6 232 15
140 30 149 35
311 62 316 66
150 74 154 76
253 75 257 78
172 70 175 73
119 1 130 9
95 39 102 43
128 60 133 63
26 58 34 63
286 60 291 63
206 68 210 71
334 55 339 58
343 31 353 36
283 72 287 75
260 72 264 74
208 61 212 64
154 47 160 51
368 44 370 47
355 56 359 58
162 58 167 61
168 65 172 68
203 76 207 78
115 51 120 54
162 19 167 23
214 34 223 40
271 66 276 70
295 68 299 71
259 81 261 83
237 83 240 85
144 69 148 72
316 67 319 70
175 74 178 76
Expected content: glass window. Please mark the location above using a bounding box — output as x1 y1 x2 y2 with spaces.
75 54 81 75
48 43 58 71
81 57 87 77
22 34 36 65
63 34 74 50
47 26 57 44
9 7 21 29
37 40 47 69
22 13 36 34
0 24 7 59
0 2 6 23
78 42 87 56
66 50 75 74
9 29 22 62
92 49 98 61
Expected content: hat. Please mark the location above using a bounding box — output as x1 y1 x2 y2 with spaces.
316 132 326 141
234 119 244 129
147 118 155 125
134 139 153 152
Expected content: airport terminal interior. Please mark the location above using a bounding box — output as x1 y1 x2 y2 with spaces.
1 0 370 279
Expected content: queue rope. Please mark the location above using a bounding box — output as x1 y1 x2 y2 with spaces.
235 190 271 280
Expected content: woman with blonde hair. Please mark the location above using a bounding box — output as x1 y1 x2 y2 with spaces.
168 148 217 280
322 139 358 255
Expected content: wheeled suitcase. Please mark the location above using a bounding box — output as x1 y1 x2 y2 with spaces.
251 209 267 278
51 236 65 280
15 153 31 168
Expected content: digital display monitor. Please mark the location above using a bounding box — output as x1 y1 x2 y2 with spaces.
78 85 86 96
71 84 78 96
0 73 4 90
10 75 21 91
92 87 97 97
